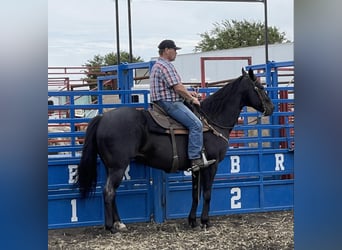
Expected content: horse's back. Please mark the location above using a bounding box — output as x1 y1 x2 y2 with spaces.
96 107 147 150
99 106 146 129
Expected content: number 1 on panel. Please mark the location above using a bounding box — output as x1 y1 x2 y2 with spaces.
71 199 78 222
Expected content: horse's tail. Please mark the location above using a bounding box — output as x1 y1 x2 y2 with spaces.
77 115 102 198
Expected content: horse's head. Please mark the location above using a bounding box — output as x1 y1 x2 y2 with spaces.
241 68 274 116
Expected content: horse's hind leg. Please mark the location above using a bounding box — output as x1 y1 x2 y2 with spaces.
103 167 127 234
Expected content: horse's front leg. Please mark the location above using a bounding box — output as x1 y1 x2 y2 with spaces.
200 186 212 229
188 171 200 228
200 166 217 228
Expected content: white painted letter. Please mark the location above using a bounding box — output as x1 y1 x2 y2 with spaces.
68 165 78 184
230 156 240 173
123 164 131 180
275 153 285 171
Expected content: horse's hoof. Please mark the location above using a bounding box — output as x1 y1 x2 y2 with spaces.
201 222 213 230
188 221 200 230
105 226 120 235
192 225 201 231
105 222 127 234
114 221 128 232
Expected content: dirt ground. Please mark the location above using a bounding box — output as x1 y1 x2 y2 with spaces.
48 210 293 250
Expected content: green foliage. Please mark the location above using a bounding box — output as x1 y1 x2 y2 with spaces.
83 51 143 68
195 19 291 52
82 51 143 91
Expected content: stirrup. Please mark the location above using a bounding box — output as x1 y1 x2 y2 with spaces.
201 151 216 168
188 152 216 172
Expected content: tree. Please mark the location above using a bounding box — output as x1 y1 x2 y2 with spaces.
194 19 291 52
84 51 143 68
82 51 143 91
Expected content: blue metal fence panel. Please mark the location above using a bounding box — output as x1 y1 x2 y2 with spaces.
48 159 153 228
116 188 151 223
48 189 104 229
48 157 106 190
164 150 294 219
48 63 154 229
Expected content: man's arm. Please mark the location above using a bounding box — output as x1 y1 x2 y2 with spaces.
173 83 200 105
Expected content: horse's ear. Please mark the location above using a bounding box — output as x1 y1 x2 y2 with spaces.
248 68 254 79
242 68 246 76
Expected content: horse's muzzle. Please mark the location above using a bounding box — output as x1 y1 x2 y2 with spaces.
263 103 275 116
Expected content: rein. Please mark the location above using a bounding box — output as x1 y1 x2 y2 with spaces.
201 115 229 144
198 106 263 145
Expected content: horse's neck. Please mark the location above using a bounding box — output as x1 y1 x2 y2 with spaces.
220 103 242 129
202 99 242 131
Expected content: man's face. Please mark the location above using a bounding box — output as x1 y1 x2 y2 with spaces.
164 48 177 61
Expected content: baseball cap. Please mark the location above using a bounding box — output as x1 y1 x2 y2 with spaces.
158 40 181 50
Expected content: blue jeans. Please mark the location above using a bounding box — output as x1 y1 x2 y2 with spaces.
155 101 203 159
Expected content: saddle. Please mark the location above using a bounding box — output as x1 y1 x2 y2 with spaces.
147 103 209 173
147 103 209 134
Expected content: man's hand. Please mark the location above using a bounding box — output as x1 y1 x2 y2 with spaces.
189 91 198 97
191 96 200 106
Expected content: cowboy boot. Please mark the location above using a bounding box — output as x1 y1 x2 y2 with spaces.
190 155 216 172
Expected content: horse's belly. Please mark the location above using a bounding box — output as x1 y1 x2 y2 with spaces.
138 134 189 171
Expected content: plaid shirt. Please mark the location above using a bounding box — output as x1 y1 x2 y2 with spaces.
150 58 183 102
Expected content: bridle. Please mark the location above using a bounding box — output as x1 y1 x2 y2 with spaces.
250 77 269 116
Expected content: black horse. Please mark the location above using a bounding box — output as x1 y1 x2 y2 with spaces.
77 68 274 233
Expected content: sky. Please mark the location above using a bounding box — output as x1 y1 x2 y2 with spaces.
48 0 293 66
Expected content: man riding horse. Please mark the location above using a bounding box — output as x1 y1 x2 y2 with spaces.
149 39 216 171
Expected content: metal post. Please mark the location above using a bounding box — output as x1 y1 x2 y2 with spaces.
127 0 133 63
264 0 268 63
115 0 120 64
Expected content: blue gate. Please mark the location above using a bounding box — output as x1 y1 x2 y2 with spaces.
48 61 294 229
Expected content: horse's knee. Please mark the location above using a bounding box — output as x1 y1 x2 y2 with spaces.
202 190 211 203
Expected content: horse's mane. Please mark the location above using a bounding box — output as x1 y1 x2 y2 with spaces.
202 75 242 116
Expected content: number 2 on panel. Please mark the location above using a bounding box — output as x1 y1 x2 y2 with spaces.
230 187 242 209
